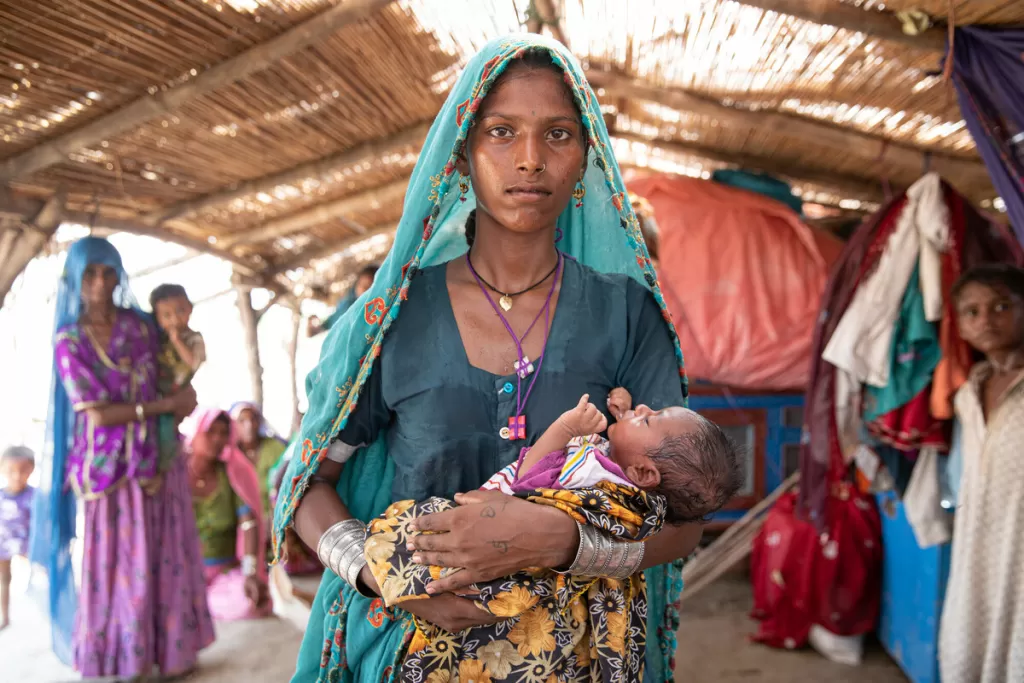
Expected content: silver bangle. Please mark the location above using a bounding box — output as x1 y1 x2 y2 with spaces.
561 522 645 579
317 519 374 597
135 403 145 421
241 554 258 577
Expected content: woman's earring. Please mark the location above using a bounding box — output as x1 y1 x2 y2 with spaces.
459 174 470 202
572 178 586 208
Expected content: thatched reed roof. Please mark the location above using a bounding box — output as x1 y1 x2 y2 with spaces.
0 0 1020 302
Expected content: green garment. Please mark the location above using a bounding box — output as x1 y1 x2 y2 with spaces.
863 263 941 421
252 437 287 519
192 467 245 562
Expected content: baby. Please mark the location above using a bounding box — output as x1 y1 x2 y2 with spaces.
367 390 742 683
484 388 742 524
150 284 206 471
0 446 35 630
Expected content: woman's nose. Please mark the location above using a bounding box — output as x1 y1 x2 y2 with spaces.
515 133 545 174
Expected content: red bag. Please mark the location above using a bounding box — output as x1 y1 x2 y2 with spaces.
750 482 882 648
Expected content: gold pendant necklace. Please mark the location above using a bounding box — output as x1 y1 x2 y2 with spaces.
467 255 560 312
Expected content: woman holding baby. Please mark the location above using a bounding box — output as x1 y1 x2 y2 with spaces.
275 35 707 683
33 236 214 679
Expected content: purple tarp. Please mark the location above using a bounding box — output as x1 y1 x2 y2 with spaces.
950 27 1024 243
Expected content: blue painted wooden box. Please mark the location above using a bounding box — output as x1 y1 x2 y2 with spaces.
875 490 952 683
687 383 804 526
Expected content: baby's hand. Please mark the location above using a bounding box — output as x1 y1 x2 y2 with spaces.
559 394 608 438
607 388 632 421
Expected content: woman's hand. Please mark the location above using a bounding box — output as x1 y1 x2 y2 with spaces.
141 474 163 497
407 490 578 595
170 386 198 420
400 593 500 633
244 575 269 609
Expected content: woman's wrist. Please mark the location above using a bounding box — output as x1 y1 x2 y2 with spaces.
535 506 580 569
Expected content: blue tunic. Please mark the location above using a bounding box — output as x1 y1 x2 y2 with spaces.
337 257 685 501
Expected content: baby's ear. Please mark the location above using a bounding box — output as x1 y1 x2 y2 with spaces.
626 462 661 489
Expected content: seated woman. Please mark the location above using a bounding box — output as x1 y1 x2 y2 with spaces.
185 408 271 621
231 401 288 522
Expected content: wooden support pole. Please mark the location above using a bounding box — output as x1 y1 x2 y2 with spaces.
729 0 947 53
234 278 264 410
614 130 889 203
0 191 65 306
0 0 396 182
149 122 429 224
287 304 302 437
224 178 408 247
588 71 988 188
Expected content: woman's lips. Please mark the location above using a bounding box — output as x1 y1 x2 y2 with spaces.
506 187 551 202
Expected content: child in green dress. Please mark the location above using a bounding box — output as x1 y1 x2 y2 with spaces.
150 284 206 471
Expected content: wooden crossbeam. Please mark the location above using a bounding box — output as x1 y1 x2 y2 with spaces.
614 130 888 204
730 0 947 52
588 71 987 187
149 122 429 223
223 178 408 247
0 0 396 183
268 222 396 276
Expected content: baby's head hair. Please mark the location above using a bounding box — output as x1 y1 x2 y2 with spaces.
1 445 35 467
149 283 190 311
647 414 744 524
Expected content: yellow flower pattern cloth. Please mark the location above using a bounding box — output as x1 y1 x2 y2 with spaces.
366 483 665 683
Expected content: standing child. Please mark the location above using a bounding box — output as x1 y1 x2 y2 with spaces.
151 284 206 473
0 446 35 630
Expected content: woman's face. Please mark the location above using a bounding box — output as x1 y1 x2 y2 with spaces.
81 263 118 309
197 416 231 462
354 273 375 297
956 282 1024 355
236 408 260 446
459 63 585 237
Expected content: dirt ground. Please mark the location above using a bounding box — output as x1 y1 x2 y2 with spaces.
2 565 908 682
675 568 908 683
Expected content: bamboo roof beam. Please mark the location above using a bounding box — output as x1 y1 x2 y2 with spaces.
588 71 988 188
0 190 65 306
224 178 408 248
148 122 429 224
0 190 256 274
614 130 888 204
0 0 396 183
268 222 397 276
533 0 570 48
730 0 947 53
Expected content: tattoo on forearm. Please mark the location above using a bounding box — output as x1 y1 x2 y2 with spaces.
491 540 510 553
481 506 496 518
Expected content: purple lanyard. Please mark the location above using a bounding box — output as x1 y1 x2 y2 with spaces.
466 251 563 419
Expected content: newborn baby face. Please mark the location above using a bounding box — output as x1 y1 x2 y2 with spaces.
606 405 701 489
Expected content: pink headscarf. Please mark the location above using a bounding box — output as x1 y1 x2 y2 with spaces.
184 407 267 580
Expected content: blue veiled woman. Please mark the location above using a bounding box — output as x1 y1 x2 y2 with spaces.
30 236 214 677
274 35 702 683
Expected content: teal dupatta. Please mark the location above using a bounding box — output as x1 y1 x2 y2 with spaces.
274 34 687 683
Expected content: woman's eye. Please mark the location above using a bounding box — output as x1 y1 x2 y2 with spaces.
548 128 572 141
489 126 514 138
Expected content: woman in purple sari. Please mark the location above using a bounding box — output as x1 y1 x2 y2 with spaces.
33 236 215 678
